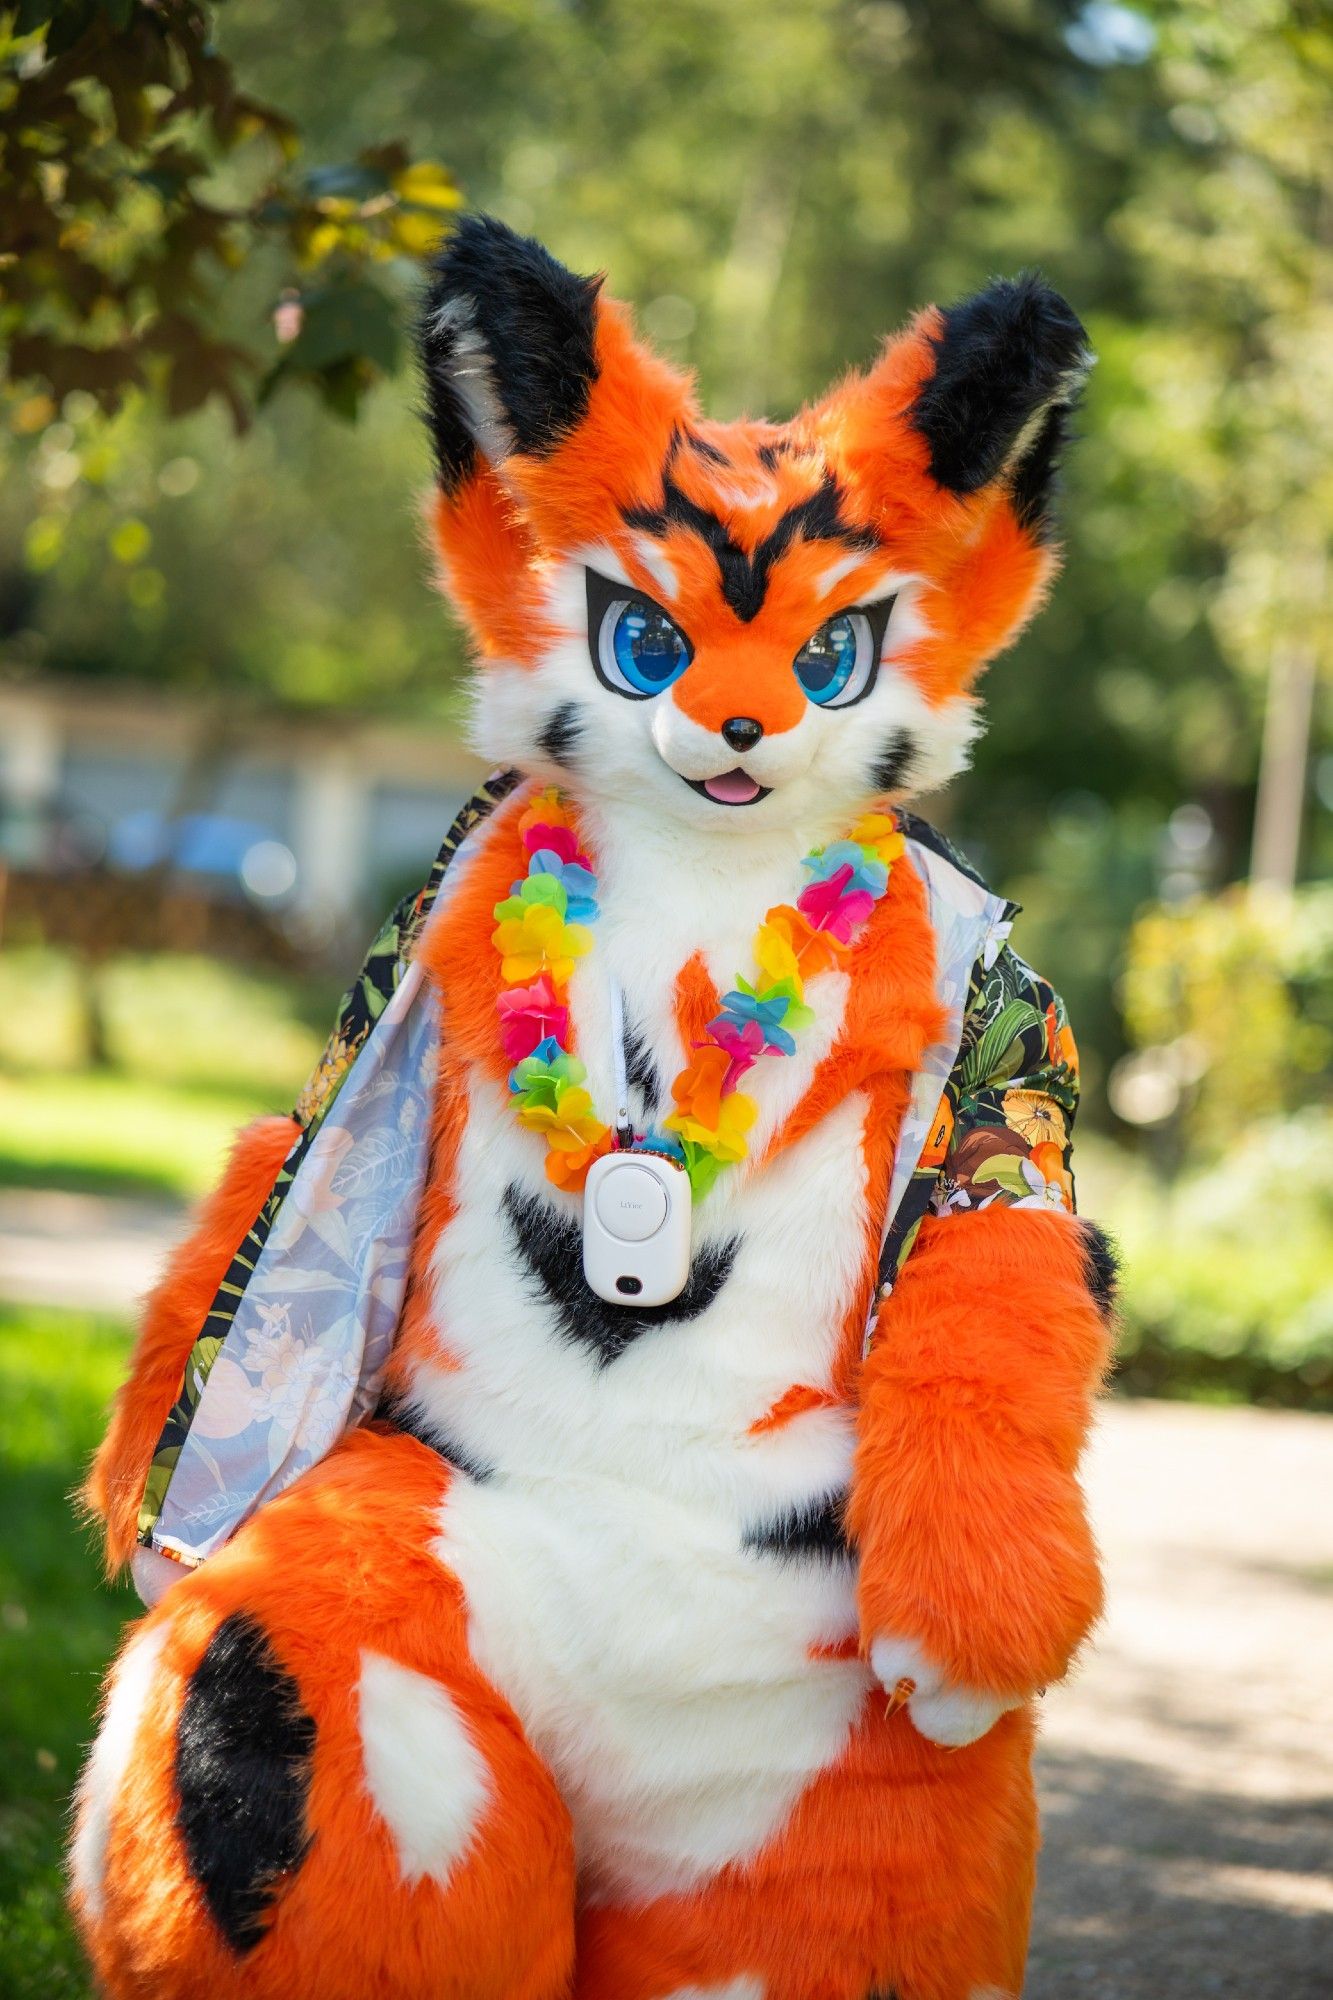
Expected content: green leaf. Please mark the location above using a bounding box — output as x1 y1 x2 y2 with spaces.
285 281 400 373
961 1000 1044 1091
970 1155 1035 1199
316 354 373 421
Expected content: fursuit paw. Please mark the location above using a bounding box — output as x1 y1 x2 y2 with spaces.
130 1546 185 1609
869 1636 1022 1748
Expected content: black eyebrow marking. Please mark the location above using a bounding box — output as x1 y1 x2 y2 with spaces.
624 470 880 624
686 431 730 466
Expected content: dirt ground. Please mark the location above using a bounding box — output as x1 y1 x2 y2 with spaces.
1029 1401 1332 1997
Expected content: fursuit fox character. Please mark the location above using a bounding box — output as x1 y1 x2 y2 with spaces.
72 216 1115 2000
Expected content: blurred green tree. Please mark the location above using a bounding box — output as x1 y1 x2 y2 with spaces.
3 0 1330 1122
0 0 461 425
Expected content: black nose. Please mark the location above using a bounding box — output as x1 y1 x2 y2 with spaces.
721 716 764 752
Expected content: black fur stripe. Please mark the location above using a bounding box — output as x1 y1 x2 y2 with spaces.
537 700 584 767
1080 1219 1120 1320
868 728 917 797
621 1019 661 1119
175 1613 315 1954
375 1391 494 1483
625 470 879 623
686 430 730 466
744 1488 853 1564
503 1183 737 1365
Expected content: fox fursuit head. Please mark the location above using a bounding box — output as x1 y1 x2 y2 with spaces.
73 216 1115 2000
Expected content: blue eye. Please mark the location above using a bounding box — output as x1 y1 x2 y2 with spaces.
793 611 878 708
597 596 691 699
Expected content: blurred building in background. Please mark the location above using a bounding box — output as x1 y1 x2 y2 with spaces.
0 676 482 960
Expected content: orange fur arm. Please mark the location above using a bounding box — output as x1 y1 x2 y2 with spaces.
83 1114 299 1574
848 1205 1114 1695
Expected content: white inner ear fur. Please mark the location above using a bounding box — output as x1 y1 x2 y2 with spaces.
1004 358 1091 469
428 294 516 469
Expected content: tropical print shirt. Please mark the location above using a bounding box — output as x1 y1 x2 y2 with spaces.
137 777 1078 1556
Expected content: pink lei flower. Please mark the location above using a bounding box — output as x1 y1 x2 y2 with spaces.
497 973 570 1062
797 864 876 944
522 821 591 869
706 1013 766 1091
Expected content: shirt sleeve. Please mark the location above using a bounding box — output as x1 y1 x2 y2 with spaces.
932 942 1080 1219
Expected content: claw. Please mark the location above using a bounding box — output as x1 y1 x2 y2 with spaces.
883 1675 916 1717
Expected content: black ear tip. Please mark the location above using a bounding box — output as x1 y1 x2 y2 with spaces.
911 270 1093 505
939 271 1093 393
416 211 603 488
422 211 504 299
422 212 598 314
1011 270 1094 382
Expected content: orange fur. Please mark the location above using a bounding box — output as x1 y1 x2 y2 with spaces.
382 1047 471 1398
571 1702 1037 1999
428 470 545 666
85 1114 299 1574
507 300 694 554
418 782 534 1088
77 1430 576 2000
672 949 721 1052
430 288 1058 714
850 1206 1111 1694
747 1382 840 1436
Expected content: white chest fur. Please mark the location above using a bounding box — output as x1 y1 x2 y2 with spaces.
416 807 878 1899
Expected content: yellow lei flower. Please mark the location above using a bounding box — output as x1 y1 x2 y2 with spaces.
515 1083 605 1147
753 919 804 999
665 1089 757 1163
849 811 907 867
492 900 592 987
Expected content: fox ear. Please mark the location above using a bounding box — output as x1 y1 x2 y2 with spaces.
909 273 1092 535
418 214 604 492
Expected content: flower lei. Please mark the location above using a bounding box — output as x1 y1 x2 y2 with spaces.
492 788 905 1199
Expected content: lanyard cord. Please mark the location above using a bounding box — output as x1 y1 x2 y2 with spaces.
607 977 635 1149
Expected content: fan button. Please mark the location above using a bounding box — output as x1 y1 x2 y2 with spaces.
594 1164 668 1242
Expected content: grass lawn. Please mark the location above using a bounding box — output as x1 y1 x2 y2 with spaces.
0 945 330 1203
0 1306 133 1998
0 1070 280 1204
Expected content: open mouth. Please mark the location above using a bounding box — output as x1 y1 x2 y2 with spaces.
684 769 772 807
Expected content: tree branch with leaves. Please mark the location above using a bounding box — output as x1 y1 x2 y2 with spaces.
0 0 460 427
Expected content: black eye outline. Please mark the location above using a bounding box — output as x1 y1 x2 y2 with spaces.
792 596 897 711
585 566 694 702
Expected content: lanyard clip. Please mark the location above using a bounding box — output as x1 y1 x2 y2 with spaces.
608 978 635 1151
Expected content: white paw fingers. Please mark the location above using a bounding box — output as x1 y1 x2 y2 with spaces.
868 1634 1021 1747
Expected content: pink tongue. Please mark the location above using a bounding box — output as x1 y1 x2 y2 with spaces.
704 769 762 804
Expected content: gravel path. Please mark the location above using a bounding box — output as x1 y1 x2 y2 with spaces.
2 1192 1329 1993
0 1186 178 1311
1030 1400 1332 1997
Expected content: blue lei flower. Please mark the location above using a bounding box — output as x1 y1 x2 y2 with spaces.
528 847 600 924
713 986 798 1056
802 839 888 900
